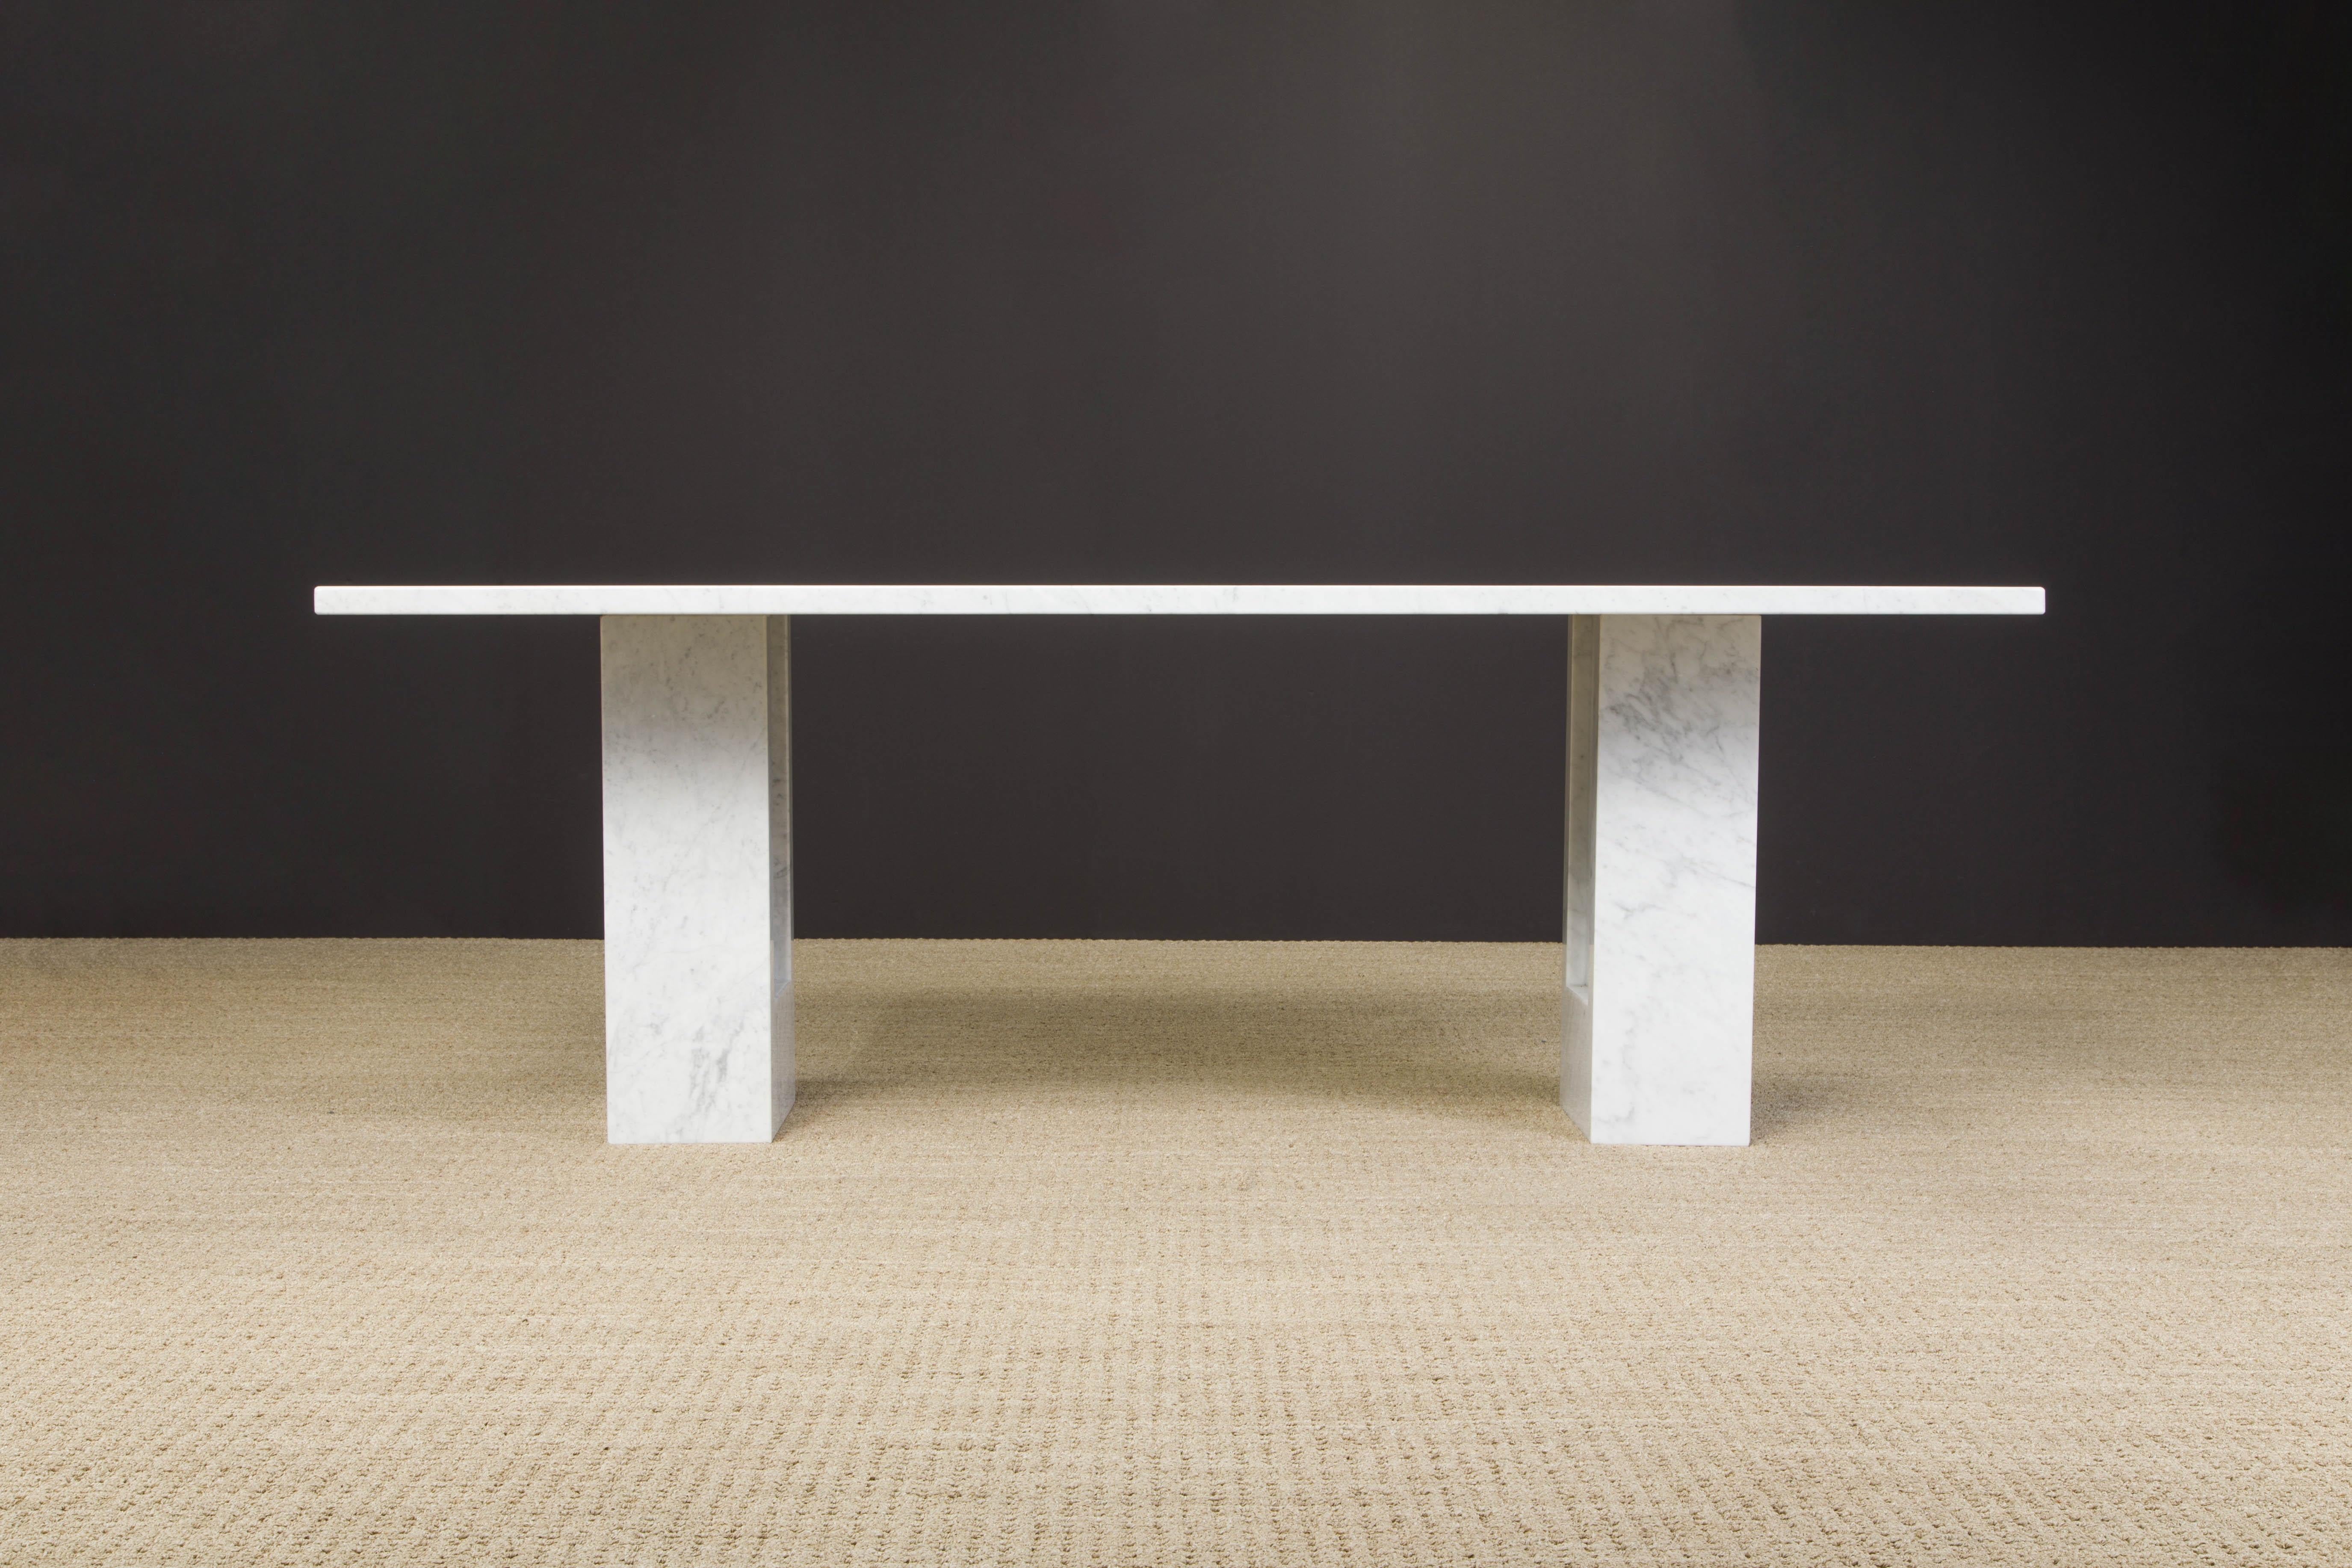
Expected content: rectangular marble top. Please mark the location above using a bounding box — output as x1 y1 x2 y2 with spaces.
315 585 2044 616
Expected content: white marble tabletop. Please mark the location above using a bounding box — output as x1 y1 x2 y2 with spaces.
315 584 2044 616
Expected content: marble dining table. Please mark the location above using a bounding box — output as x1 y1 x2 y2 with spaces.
316 584 2044 1146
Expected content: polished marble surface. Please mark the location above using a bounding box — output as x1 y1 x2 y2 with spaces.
317 583 2044 617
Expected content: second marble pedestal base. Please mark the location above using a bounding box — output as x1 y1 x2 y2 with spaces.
600 614 794 1143
1563 614 1762 1146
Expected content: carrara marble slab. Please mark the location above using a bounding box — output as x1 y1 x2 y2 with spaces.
317 584 2043 617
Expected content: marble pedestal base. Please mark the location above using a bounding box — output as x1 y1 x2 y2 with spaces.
600 615 793 1143
1563 614 1761 1146
593 611 1758 1147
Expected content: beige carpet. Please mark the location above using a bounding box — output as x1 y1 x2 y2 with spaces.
2 940 2348 1566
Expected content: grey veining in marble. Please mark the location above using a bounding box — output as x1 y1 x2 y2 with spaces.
600 615 793 1143
1564 614 1761 1146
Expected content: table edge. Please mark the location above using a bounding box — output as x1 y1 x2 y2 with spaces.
313 585 2048 616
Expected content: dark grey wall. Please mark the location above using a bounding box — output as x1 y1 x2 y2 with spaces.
5 3 2349 942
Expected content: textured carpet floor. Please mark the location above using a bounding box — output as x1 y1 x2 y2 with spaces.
1 939 2348 1566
